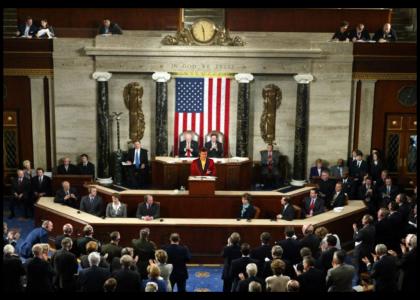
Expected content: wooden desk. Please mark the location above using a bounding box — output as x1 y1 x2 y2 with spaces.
152 157 252 190
35 197 367 263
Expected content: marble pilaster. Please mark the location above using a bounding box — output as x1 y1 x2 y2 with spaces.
152 72 171 156
235 73 254 157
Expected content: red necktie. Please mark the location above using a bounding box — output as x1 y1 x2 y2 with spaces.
309 198 315 211
186 143 191 157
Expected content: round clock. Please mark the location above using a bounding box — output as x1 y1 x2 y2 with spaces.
398 86 417 107
191 18 217 44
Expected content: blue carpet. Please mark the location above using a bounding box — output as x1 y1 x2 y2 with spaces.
186 266 223 292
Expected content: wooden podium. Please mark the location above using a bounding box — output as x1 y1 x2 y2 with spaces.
188 176 216 196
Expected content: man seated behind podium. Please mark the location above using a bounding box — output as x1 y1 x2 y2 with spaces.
179 132 199 157
238 193 256 219
136 195 160 220
205 133 223 158
54 181 79 208
190 148 216 176
80 186 103 217
57 157 79 175
277 197 295 221
303 189 325 218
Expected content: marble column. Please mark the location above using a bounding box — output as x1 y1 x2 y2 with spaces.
92 72 112 178
235 73 254 157
152 72 171 156
291 74 314 186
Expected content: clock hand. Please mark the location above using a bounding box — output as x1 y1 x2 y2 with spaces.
201 25 205 40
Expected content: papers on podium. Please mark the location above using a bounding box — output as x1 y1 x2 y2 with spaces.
188 176 217 181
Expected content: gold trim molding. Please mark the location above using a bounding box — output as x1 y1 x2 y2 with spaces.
3 68 53 76
353 72 416 81
173 71 235 78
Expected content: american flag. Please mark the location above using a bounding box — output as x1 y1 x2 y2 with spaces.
174 77 231 156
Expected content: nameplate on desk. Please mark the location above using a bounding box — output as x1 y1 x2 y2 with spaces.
188 176 217 181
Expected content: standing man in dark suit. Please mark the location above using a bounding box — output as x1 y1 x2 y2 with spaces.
378 177 399 207
221 232 242 292
112 255 141 292
55 223 76 254
75 225 101 257
296 256 326 292
341 171 355 199
79 186 103 217
229 243 259 292
359 176 377 216
25 244 54 292
136 194 160 220
352 214 376 275
318 170 336 206
277 227 300 265
101 231 122 264
326 250 355 292
316 235 338 275
205 133 223 158
51 237 78 291
3 244 26 292
16 16 38 38
349 151 368 185
57 157 79 175
374 208 391 248
260 144 281 187
250 232 272 272
54 181 79 208
277 197 295 221
98 19 123 35
31 167 52 201
125 140 149 188
303 189 325 218
348 23 371 42
373 23 398 42
179 131 199 157
77 154 95 178
298 224 320 258
19 220 53 259
329 182 347 208
78 252 111 292
10 169 32 219
131 228 156 280
238 193 256 219
163 233 191 292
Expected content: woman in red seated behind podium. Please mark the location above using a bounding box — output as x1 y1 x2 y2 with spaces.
190 148 216 176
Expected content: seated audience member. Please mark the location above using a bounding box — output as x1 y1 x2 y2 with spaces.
77 153 95 177
362 244 398 292
298 224 320 258
330 158 347 178
22 159 35 179
51 237 78 291
373 23 398 42
286 280 300 292
25 243 54 292
190 147 216 176
55 223 75 253
250 232 272 273
265 259 290 292
80 186 103 217
136 194 160 220
141 264 167 292
277 197 295 221
348 23 371 42
125 140 149 188
103 277 117 292
229 243 259 292
132 228 157 280
54 181 79 208
260 144 281 187
341 170 355 199
10 169 31 219
318 170 336 205
101 231 122 264
105 193 127 218
98 18 123 35
222 232 242 292
78 252 111 292
19 220 53 259
248 281 263 292
331 21 350 41
359 176 377 215
16 16 38 38
163 233 191 292
329 182 347 208
303 189 325 218
316 234 338 275
3 244 26 292
179 132 199 157
112 255 141 292
378 177 399 207
57 157 79 175
205 133 223 158
76 225 101 257
374 208 391 247
296 256 326 293
36 19 54 38
31 167 52 201
277 227 300 265
349 150 368 183
326 250 355 292
309 159 327 180
154 249 173 292
238 193 256 219
80 241 109 269
369 151 384 184
236 263 265 292
352 214 375 275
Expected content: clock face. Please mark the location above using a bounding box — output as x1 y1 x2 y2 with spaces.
398 86 417 107
191 19 216 43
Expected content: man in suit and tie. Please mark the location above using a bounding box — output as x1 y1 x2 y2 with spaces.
329 182 347 209
309 159 327 181
54 181 79 208
330 158 348 178
57 157 79 175
222 232 242 292
18 220 53 258
78 252 111 292
98 19 123 35
352 214 376 275
10 169 32 219
77 154 95 178
378 177 399 207
250 232 272 272
179 132 199 157
136 194 160 220
260 144 281 187
298 224 320 258
349 151 368 184
303 189 325 218
51 237 78 291
277 197 295 221
341 170 355 199
359 177 377 215
348 23 371 42
229 243 259 292
316 235 338 276
16 16 38 38
125 140 149 188
205 133 223 158
373 23 398 43
277 227 300 265
296 256 326 292
318 170 336 205
326 250 355 292
31 168 52 201
80 186 103 217
190 148 216 176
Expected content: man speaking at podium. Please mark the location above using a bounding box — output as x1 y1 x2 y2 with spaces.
190 148 216 176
